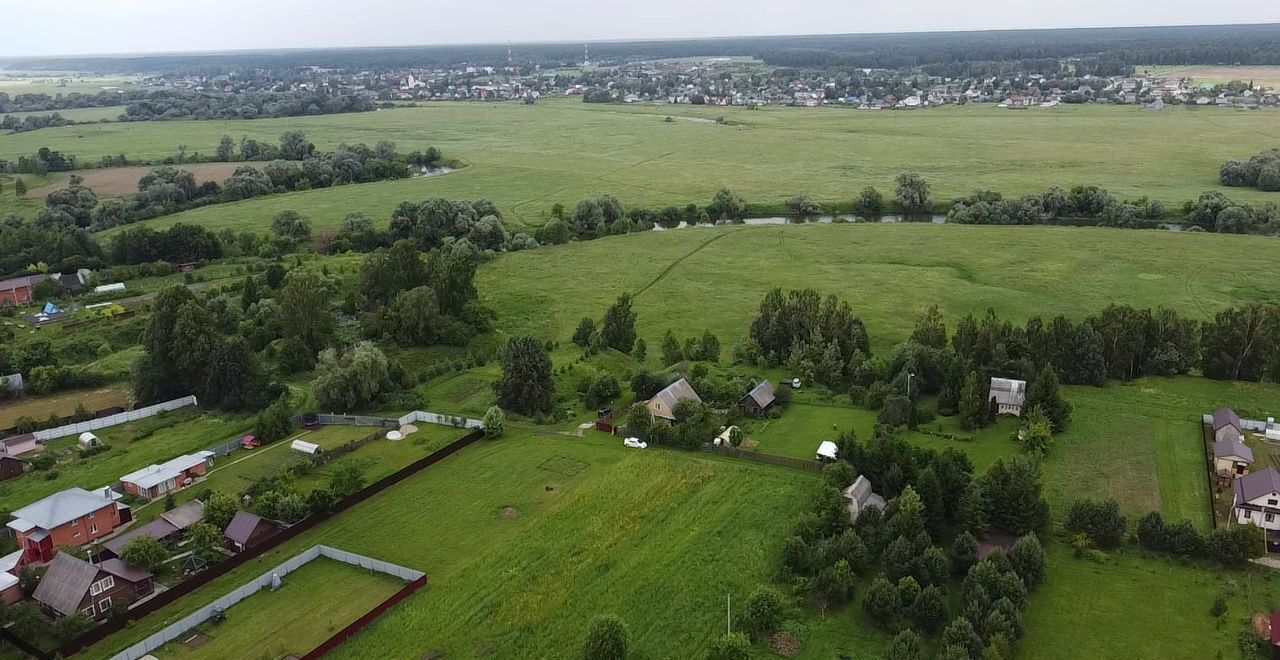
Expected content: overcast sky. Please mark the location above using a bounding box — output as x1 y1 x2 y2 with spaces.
3 0 1279 58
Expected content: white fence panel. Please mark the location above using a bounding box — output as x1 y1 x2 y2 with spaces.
111 545 421 660
399 410 485 430
34 395 198 442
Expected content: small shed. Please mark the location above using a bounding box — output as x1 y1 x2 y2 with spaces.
291 439 321 456
0 433 39 456
93 282 126 294
224 511 279 553
78 432 101 451
714 425 740 447
241 435 260 449
816 441 839 462
0 453 24 481
738 380 776 418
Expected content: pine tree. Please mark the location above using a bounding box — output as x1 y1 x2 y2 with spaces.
661 329 682 365
1024 366 1072 432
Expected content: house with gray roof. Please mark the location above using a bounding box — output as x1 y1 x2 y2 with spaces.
101 500 206 559
645 378 702 422
1233 467 1280 540
988 377 1027 416
119 452 213 501
1212 407 1245 444
224 511 279 553
32 552 153 619
8 488 131 563
738 380 776 417
842 475 886 523
1215 438 1255 478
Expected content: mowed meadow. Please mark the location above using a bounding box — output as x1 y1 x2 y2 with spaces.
3 100 1280 231
477 223 1280 353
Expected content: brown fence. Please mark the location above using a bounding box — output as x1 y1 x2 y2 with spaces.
705 444 825 474
297 574 429 659
59 429 484 658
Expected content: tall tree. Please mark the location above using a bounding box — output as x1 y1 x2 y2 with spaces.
895 171 931 215
600 294 637 353
1023 366 1071 432
278 270 335 357
496 336 555 416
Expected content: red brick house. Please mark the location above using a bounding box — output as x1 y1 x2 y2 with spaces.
7 488 131 563
0 275 46 307
32 553 153 620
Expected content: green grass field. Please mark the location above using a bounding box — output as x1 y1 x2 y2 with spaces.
81 428 857 659
3 100 1280 232
479 223 1280 355
0 410 252 508
128 423 459 525
154 557 404 660
1024 544 1280 660
1 105 124 123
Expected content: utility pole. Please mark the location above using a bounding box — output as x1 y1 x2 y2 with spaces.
726 593 731 635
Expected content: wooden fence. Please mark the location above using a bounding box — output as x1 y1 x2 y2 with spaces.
297 575 429 659
57 429 484 658
704 444 825 474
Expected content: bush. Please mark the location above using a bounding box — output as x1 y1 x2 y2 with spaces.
482 406 506 438
581 615 628 660
1063 498 1126 549
741 585 788 641
705 633 750 660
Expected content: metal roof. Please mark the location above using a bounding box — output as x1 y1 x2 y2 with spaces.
101 518 179 556
742 380 776 409
988 377 1027 407
224 511 267 545
120 453 210 490
1212 407 1242 432
650 378 702 420
1235 467 1280 505
11 487 115 531
1214 438 1254 464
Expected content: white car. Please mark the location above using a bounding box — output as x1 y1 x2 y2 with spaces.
623 437 648 449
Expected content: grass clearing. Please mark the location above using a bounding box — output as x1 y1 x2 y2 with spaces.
0 410 251 508
1024 543 1280 660
1141 65 1280 88
0 105 125 123
0 384 131 430
153 557 403 660
479 223 1280 355
3 101 1280 232
23 162 243 199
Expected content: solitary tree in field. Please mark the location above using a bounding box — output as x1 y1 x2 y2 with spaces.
600 294 637 354
895 171 931 215
482 406 506 438
581 615 628 660
14 178 27 198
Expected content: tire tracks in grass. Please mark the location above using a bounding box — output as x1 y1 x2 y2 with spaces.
632 226 748 299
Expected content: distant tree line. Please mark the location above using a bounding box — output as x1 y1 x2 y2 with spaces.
25 133 435 233
119 90 375 122
1221 149 1280 193
1 113 74 134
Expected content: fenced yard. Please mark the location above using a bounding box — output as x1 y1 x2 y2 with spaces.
146 557 403 660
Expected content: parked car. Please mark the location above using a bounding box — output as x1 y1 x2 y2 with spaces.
624 437 648 449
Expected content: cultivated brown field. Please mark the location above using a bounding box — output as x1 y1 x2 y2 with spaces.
26 162 247 198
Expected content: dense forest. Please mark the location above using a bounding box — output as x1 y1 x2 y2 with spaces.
2 24 1277 74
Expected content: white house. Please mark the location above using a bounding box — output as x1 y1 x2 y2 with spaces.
1232 467 1280 532
988 378 1027 416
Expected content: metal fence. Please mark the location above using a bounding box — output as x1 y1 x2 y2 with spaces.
313 414 399 427
705 444 826 474
398 410 485 430
108 545 425 660
0 372 23 394
33 396 198 442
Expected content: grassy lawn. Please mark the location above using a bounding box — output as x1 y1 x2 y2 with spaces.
0 383 131 429
129 423 458 525
80 427 852 659
0 410 252 508
1044 377 1280 532
1024 543 1280 660
153 557 404 660
2 101 1279 231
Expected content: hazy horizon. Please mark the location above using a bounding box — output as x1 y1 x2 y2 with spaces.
4 0 1279 59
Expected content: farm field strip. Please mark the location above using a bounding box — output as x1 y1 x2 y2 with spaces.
4 101 1280 232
